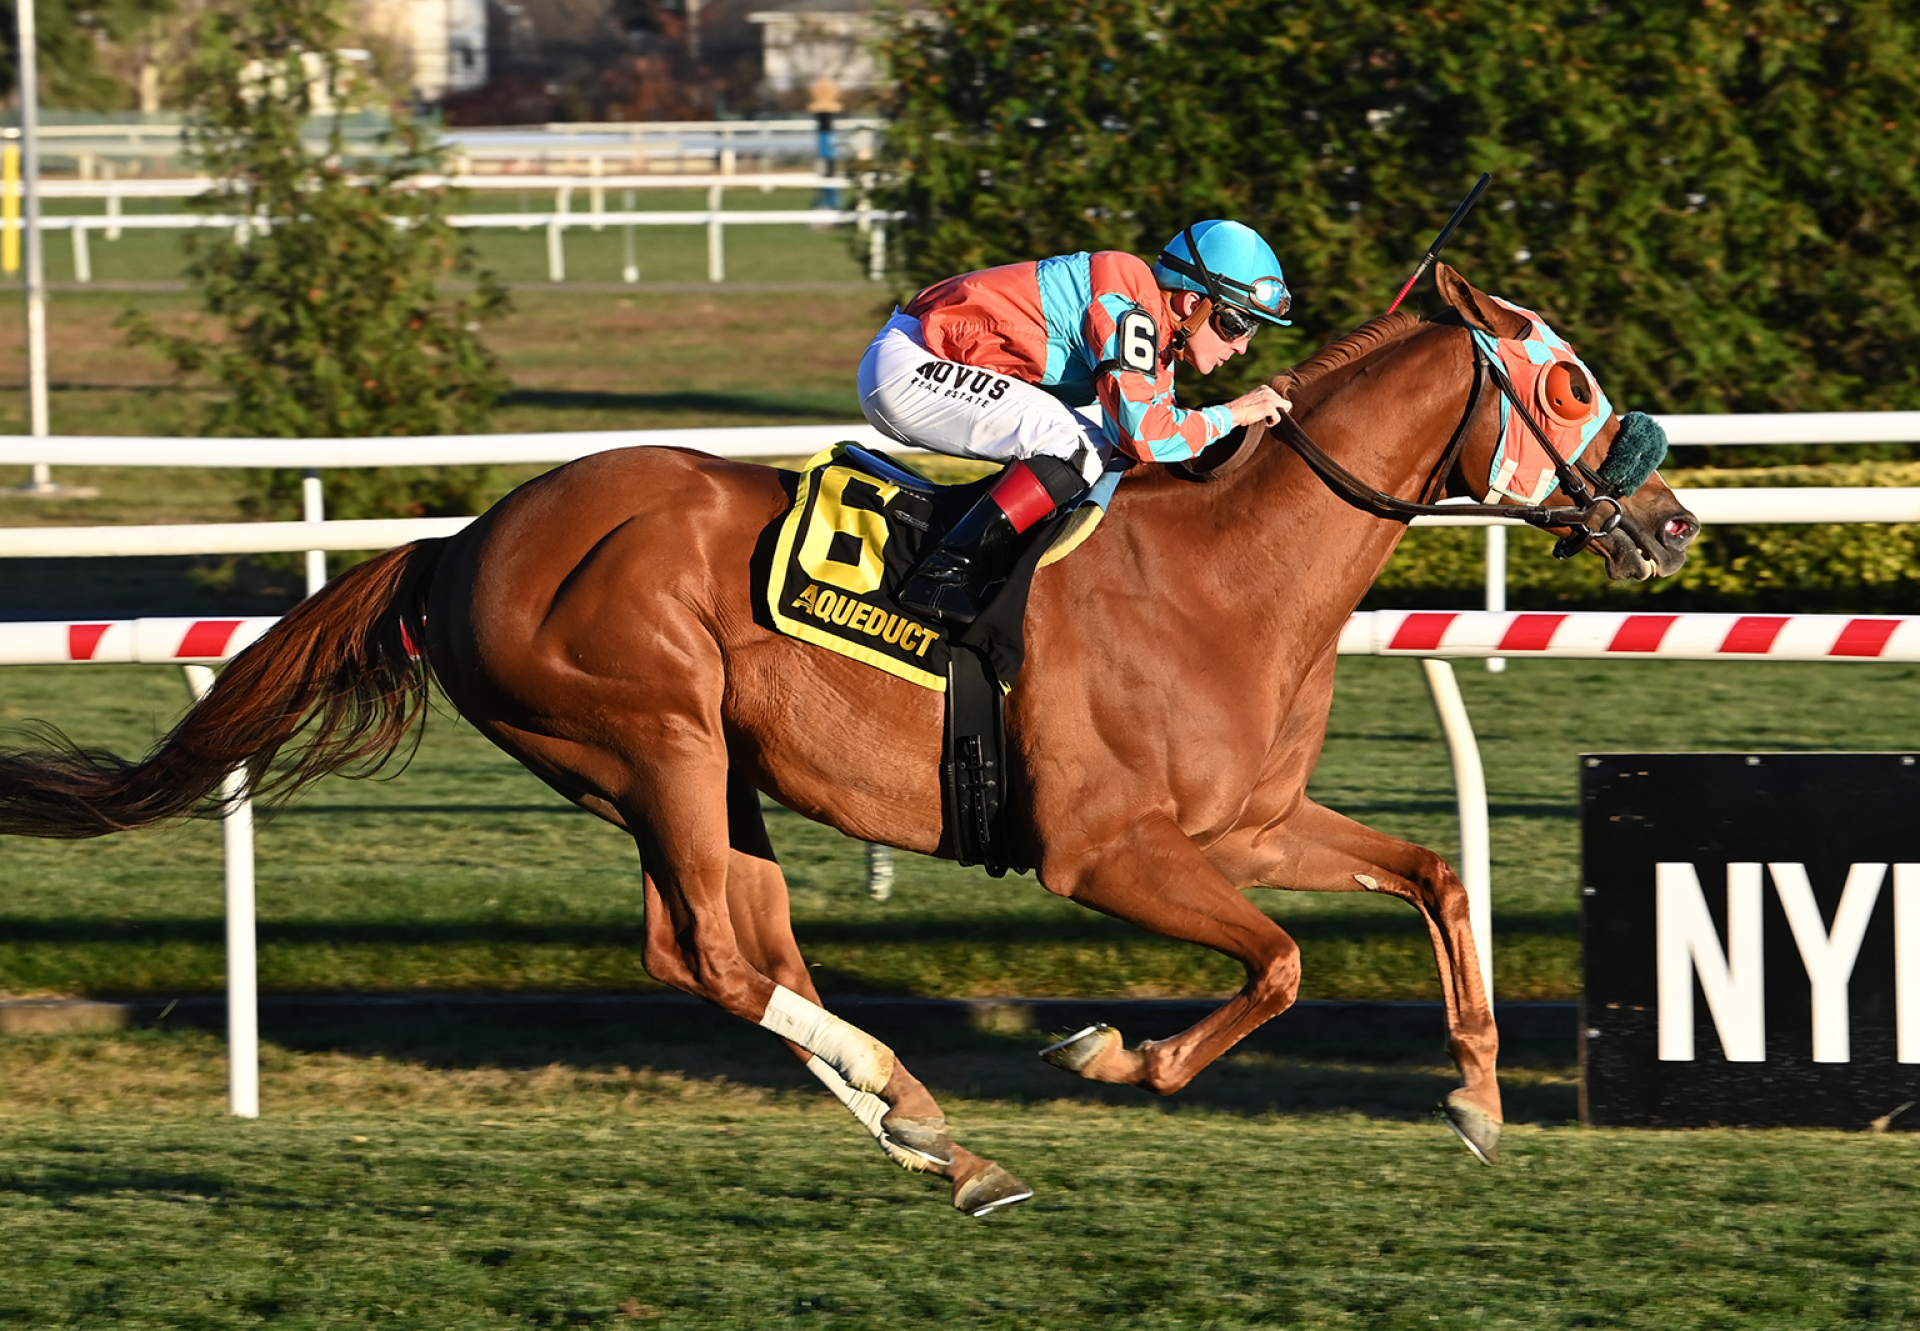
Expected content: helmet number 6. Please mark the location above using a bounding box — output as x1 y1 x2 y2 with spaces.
1117 310 1158 374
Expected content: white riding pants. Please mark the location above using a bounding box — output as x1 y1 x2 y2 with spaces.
858 311 1109 488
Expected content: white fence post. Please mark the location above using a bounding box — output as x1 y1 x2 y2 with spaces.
547 183 571 282
301 469 326 596
866 843 894 902
14 13 54 494
868 217 886 282
707 182 724 283
69 221 89 283
1484 523 1507 673
181 662 260 1120
621 189 638 284
1420 658 1493 1003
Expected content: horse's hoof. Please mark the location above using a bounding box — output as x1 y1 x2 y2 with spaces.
953 1162 1034 1218
1439 1092 1501 1166
1039 1024 1120 1074
880 1112 954 1168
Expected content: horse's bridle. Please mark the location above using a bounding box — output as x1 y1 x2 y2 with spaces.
1267 330 1629 559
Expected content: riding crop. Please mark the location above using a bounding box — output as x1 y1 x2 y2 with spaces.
1384 172 1494 317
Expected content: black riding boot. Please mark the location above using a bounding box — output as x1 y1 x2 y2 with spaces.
898 456 1091 627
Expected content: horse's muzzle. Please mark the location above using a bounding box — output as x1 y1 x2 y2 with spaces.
1597 482 1699 582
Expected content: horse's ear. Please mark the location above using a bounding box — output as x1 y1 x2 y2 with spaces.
1434 262 1531 340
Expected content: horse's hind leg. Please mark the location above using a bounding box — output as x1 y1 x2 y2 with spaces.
1248 799 1501 1163
641 770 1032 1214
715 777 950 1166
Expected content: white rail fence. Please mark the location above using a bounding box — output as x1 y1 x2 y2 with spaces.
24 174 897 285
22 118 888 176
2 411 1918 1113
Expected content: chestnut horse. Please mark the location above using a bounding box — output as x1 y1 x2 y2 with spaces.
0 267 1697 1215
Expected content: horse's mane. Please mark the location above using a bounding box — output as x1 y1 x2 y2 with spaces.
1285 309 1428 392
1157 307 1438 486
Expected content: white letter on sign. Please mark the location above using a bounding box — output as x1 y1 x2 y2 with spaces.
1897 865 1920 1064
1658 862 1765 1062
1771 862 1884 1064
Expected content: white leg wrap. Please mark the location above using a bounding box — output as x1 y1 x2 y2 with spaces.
759 985 896 1094
804 1055 929 1172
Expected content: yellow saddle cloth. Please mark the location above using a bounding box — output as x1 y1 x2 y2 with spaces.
763 445 1107 692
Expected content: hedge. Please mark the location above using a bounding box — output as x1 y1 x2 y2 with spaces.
874 0 1920 427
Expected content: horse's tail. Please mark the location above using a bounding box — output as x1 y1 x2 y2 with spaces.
0 538 446 839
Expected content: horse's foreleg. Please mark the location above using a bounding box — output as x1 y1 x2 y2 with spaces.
1246 799 1501 1160
1043 813 1302 1096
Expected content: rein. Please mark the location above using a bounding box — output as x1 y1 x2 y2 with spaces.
1270 331 1624 557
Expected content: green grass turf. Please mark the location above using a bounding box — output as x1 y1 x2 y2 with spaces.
0 284 891 457
0 1019 1914 1329
3 653 1917 1001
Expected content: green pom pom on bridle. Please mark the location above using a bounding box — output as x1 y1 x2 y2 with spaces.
1596 411 1669 496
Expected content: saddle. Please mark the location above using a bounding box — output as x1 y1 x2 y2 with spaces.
764 444 1117 874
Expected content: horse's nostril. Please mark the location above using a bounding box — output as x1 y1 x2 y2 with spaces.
1664 517 1694 541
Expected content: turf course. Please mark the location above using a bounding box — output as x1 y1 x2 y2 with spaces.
4 280 1919 1327
1 1020 1916 1329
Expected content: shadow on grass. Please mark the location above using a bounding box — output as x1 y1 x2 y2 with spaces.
0 555 303 619
0 911 1577 950
0 1163 261 1206
1314 797 1578 820
218 1001 1581 1125
72 996 1576 1126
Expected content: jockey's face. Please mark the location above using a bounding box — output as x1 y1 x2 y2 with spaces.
1167 289 1254 374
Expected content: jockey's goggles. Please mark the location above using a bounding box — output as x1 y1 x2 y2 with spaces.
1210 301 1265 342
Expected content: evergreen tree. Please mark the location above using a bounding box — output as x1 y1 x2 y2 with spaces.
0 0 174 110
875 0 1920 421
125 0 510 519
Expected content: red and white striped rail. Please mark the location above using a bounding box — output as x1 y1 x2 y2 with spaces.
0 617 279 667
1339 610 1920 662
7 611 1920 668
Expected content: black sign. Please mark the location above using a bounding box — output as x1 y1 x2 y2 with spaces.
1582 753 1920 1129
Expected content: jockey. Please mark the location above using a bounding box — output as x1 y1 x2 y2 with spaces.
858 219 1295 625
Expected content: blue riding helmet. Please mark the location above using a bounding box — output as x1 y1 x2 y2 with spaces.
1152 220 1292 328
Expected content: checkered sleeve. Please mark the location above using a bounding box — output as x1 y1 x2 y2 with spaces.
1087 292 1234 463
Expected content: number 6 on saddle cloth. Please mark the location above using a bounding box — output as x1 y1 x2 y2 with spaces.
764 443 1122 872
